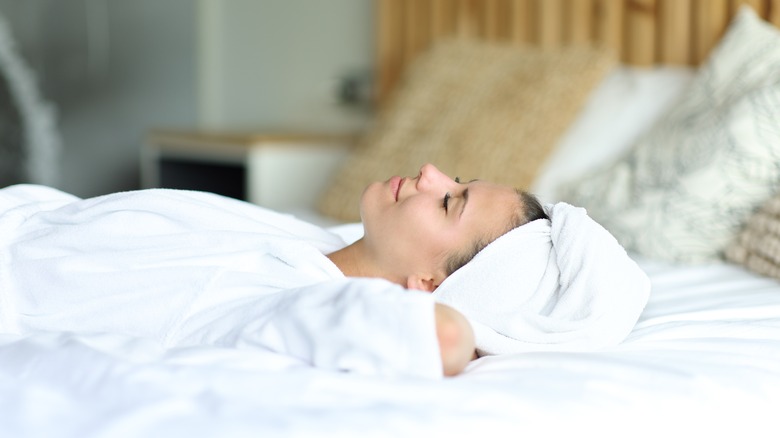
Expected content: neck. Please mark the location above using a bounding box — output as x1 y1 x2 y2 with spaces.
327 239 401 286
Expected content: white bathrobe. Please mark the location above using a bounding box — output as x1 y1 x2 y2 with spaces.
0 185 441 378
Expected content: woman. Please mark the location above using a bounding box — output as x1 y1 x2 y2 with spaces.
330 163 547 373
0 164 546 377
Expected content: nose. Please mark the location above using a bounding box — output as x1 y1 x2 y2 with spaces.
416 163 450 191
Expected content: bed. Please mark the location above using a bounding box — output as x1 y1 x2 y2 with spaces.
3 1 780 436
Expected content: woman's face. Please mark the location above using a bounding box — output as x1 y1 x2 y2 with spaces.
360 163 521 290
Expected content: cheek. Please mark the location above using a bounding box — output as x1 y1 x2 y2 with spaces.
368 195 457 255
399 204 456 253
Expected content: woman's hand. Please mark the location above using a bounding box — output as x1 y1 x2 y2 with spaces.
434 303 476 376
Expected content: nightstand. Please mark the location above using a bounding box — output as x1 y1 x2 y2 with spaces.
142 130 354 212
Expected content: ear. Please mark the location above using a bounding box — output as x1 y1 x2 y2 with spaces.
406 274 439 293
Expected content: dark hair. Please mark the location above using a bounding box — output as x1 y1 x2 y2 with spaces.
443 189 548 276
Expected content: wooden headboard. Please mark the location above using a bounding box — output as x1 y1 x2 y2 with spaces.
375 0 780 104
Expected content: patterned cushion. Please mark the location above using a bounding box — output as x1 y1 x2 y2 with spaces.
318 39 615 222
559 6 780 263
726 195 780 279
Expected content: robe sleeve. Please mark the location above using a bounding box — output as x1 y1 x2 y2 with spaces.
222 278 443 379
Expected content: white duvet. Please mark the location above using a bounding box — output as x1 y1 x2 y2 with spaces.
0 185 442 381
1 255 778 437
1 187 779 437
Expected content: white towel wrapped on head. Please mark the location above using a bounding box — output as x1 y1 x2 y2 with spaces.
433 202 651 356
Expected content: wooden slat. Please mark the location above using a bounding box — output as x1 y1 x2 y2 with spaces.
499 0 514 39
625 0 657 65
431 0 456 39
484 0 512 40
770 0 780 26
730 0 765 16
659 0 692 64
594 0 624 59
693 0 729 64
376 0 404 105
568 0 594 45
484 0 501 40
455 0 481 38
538 0 564 48
509 0 533 45
403 0 430 65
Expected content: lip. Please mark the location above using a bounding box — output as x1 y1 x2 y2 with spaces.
389 176 403 201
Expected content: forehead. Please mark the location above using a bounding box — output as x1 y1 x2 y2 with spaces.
462 181 520 236
469 180 519 205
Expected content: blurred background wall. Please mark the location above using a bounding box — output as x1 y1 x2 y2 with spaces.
0 0 373 198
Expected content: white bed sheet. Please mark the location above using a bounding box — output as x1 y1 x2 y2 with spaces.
1 257 778 437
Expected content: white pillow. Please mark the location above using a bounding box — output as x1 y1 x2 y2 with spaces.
557 6 780 263
532 66 694 202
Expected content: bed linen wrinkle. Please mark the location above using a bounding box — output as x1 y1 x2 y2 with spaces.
1 185 80 333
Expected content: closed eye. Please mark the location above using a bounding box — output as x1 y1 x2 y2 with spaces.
445 177 463 213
